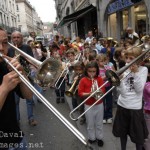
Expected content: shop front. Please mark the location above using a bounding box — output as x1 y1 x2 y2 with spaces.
106 0 149 40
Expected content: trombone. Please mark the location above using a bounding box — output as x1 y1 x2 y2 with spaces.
55 52 82 89
0 52 88 146
70 46 150 121
8 42 62 88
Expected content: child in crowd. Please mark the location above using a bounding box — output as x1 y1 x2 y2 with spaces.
54 54 66 103
71 61 86 125
65 49 77 86
113 47 148 150
144 63 150 150
82 48 90 66
78 62 105 147
97 54 115 124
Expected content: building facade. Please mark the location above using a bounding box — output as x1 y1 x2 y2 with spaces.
0 0 18 34
16 0 43 36
16 0 42 36
98 0 150 41
55 0 98 39
55 0 149 41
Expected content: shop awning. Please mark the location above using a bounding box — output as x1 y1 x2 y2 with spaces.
57 4 96 28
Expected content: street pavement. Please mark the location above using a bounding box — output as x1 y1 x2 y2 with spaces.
19 88 135 150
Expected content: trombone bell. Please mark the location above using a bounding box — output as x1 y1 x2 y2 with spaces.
36 58 62 87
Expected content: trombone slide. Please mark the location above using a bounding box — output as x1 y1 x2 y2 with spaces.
0 53 87 146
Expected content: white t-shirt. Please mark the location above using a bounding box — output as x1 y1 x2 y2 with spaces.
117 66 148 109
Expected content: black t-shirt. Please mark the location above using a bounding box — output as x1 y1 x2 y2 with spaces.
8 44 34 58
8 44 34 75
0 62 24 149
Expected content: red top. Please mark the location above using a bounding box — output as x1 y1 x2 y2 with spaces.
78 77 105 105
59 44 73 56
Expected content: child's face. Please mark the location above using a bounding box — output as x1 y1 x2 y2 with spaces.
97 59 107 67
74 67 83 75
87 67 97 78
125 55 135 64
67 53 75 62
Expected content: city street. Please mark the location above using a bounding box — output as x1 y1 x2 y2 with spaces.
19 88 135 150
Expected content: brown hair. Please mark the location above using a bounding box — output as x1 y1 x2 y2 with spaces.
66 48 75 56
73 61 85 70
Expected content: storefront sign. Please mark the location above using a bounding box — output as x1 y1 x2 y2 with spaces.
107 0 133 14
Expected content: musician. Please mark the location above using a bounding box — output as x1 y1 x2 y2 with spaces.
71 62 85 125
65 49 77 86
54 54 66 103
143 63 150 150
97 54 115 124
78 62 105 147
8 31 37 126
113 47 148 150
0 28 32 149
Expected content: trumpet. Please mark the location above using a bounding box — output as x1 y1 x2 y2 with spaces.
65 75 79 97
91 77 103 100
70 44 150 121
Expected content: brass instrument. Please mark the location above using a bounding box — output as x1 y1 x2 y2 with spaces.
65 76 79 97
113 40 118 47
141 35 150 42
91 77 103 100
55 53 81 89
69 44 150 121
0 53 88 146
8 42 62 87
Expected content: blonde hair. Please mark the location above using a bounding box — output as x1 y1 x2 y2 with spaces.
124 47 142 58
96 54 107 62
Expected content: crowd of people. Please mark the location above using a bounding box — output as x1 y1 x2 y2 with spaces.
0 26 150 150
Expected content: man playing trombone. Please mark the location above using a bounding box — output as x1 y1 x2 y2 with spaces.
0 28 33 149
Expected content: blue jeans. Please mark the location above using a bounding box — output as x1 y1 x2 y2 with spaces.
15 94 34 121
9 137 28 150
103 86 113 120
26 99 34 120
30 71 43 102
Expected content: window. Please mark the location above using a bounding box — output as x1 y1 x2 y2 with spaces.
17 14 20 22
16 4 19 11
18 25 22 31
